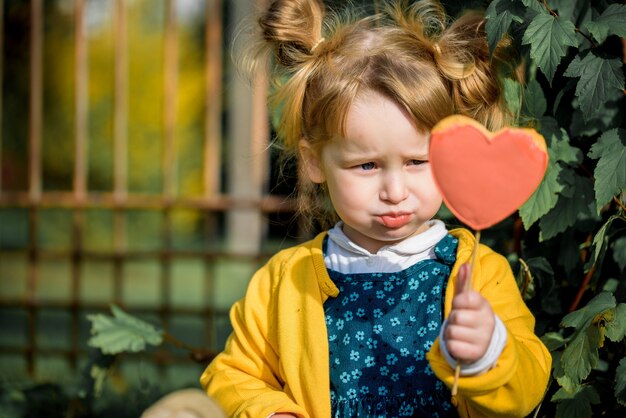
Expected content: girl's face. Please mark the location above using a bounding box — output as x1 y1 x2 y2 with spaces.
302 92 443 253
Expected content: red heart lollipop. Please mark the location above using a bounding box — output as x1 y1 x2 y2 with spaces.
430 115 548 395
429 115 548 230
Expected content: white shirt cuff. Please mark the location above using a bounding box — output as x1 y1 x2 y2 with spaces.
439 314 507 376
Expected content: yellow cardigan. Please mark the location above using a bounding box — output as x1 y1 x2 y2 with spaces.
200 229 552 417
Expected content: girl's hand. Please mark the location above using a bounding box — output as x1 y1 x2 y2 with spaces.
444 263 495 363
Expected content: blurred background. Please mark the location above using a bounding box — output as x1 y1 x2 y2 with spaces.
0 0 306 415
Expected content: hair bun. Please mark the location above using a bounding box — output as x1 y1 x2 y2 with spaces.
259 0 325 68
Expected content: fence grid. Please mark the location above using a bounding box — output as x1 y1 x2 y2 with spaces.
0 0 297 379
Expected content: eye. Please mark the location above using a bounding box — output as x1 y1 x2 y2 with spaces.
359 162 377 171
408 159 428 166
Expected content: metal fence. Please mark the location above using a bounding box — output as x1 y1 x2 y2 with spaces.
0 0 299 383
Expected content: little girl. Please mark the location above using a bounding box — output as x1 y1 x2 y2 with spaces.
201 1 551 417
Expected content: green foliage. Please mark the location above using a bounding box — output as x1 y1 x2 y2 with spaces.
613 237 626 270
5 306 211 418
564 52 624 121
87 305 164 355
552 385 600 418
589 129 626 211
616 358 626 406
519 152 563 228
486 0 626 416
583 4 626 44
521 10 579 83
485 0 525 55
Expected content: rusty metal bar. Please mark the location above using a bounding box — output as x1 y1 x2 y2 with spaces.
114 0 128 203
204 0 222 198
70 0 88 371
113 0 128 306
0 300 230 317
160 0 178 345
0 0 3 193
0 345 220 365
74 0 88 202
202 0 222 351
0 191 296 212
163 0 177 200
26 0 44 377
0 247 273 262
203 0 223 352
26 208 38 376
29 0 42 202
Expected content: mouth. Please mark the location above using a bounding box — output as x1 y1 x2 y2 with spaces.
378 213 412 229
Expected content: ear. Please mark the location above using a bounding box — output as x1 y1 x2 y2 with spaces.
299 140 326 184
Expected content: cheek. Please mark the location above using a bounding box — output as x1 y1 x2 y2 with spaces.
428 182 443 204
326 175 371 210
415 172 443 206
416 170 441 195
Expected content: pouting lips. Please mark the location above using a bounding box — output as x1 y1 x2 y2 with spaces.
379 213 411 229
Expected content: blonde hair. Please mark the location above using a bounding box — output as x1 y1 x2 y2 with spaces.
246 0 516 230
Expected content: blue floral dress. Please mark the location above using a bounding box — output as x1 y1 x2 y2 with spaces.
324 234 459 417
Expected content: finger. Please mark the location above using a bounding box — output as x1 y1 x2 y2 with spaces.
452 290 487 311
444 323 478 343
447 308 485 327
445 339 485 363
455 263 470 296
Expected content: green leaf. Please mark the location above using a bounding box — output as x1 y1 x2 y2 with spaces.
550 130 582 165
526 257 560 314
539 173 595 241
522 0 546 15
564 52 625 121
515 258 536 300
552 385 600 418
589 215 619 268
87 305 163 355
584 4 626 44
90 364 108 398
485 0 525 56
539 116 561 141
502 77 522 121
605 304 626 342
563 53 591 78
550 0 591 23
589 129 626 211
523 78 547 120
570 99 621 138
616 357 626 406
519 153 563 228
613 237 626 271
558 325 601 390
561 291 615 329
557 167 575 198
522 12 578 83
541 331 567 351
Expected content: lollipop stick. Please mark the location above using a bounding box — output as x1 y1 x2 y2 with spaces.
451 230 481 396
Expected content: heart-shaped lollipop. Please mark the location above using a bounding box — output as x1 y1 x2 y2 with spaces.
429 115 548 395
429 115 548 230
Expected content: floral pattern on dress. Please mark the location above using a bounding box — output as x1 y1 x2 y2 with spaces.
324 234 459 418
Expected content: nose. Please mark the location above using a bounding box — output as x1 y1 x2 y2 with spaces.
379 171 409 203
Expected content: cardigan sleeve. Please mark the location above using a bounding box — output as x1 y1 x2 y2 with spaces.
200 259 309 418
427 247 552 418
